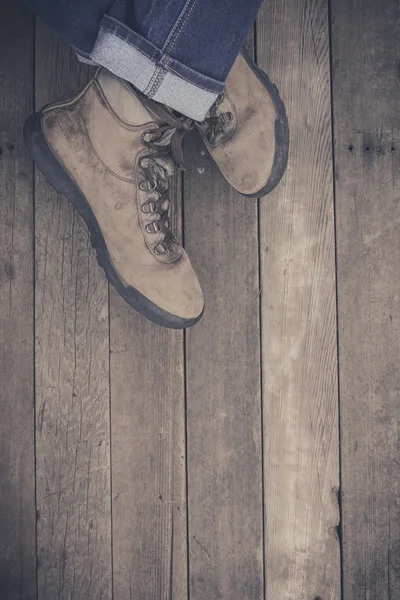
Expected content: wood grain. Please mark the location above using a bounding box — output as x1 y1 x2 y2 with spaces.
110 173 188 600
34 22 112 600
331 0 400 597
0 4 36 599
183 127 263 600
257 1 341 598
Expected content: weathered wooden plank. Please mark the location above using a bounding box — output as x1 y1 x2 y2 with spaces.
183 76 263 600
331 0 400 597
0 5 36 599
34 22 112 599
110 173 187 599
257 1 341 598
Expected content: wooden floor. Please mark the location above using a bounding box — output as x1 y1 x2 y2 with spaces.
1 1 400 599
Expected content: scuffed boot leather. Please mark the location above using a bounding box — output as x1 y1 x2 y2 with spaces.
24 69 204 329
197 52 289 197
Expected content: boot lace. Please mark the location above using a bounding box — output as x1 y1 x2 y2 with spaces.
137 92 193 254
203 94 233 143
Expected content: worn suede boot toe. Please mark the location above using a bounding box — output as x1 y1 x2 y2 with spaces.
197 52 289 197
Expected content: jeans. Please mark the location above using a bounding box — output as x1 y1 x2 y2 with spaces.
25 0 263 120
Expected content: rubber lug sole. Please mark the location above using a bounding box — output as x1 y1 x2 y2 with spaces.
24 111 203 330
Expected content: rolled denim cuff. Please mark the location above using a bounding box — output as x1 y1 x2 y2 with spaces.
77 15 223 121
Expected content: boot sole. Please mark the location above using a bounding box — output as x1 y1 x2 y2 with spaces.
24 111 203 330
240 50 290 198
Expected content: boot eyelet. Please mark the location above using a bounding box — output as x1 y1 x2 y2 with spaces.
154 242 167 255
148 179 157 191
139 179 157 191
221 112 233 125
146 221 161 234
142 201 157 213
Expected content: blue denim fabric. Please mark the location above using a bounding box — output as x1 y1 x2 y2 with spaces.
24 0 113 53
107 0 262 82
25 0 263 119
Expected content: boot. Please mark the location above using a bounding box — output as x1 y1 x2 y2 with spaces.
197 52 289 197
24 69 204 329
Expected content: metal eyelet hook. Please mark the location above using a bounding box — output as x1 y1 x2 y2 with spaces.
154 242 167 255
139 179 157 191
146 222 161 234
221 112 233 126
142 201 157 214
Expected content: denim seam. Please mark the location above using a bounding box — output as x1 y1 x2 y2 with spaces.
159 54 172 66
145 66 167 97
147 54 176 97
96 21 223 95
166 0 199 54
99 24 167 97
161 0 194 52
144 66 163 96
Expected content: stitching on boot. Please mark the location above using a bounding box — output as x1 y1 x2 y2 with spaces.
42 76 97 113
94 80 151 131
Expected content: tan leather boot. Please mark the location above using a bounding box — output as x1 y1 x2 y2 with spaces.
197 52 289 197
24 69 203 329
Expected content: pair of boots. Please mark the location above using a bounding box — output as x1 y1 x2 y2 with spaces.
24 52 289 328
